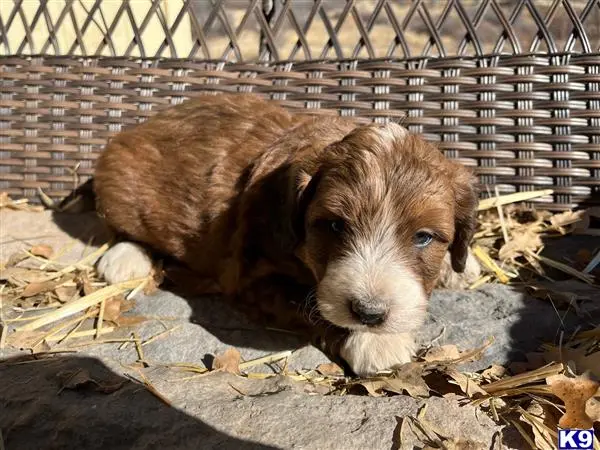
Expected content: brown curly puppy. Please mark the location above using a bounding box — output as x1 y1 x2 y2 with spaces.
94 93 478 376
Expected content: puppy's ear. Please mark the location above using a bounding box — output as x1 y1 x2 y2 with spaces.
449 168 479 273
240 161 320 264
291 167 321 239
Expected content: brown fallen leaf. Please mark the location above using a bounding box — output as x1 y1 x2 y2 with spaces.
21 280 61 298
144 264 164 295
519 401 559 450
57 368 125 394
115 315 148 326
547 373 599 429
0 267 51 284
30 244 54 259
357 362 429 398
543 344 600 378
6 330 46 349
443 368 488 399
6 251 28 267
481 364 507 382
78 272 97 296
212 348 241 375
103 295 126 322
422 345 460 363
54 285 80 303
586 394 600 424
316 362 344 376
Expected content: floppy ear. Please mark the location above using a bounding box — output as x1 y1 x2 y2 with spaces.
238 161 321 265
449 169 479 273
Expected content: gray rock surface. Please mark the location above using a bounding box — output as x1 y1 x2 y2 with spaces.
2 210 599 449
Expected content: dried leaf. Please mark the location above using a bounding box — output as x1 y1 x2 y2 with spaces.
57 368 125 394
78 272 96 296
21 280 60 298
316 362 344 376
103 295 125 322
547 373 599 429
498 229 542 261
543 345 600 378
6 330 46 349
423 345 460 363
212 348 241 375
586 395 600 424
550 210 586 230
30 245 54 259
6 252 28 267
144 264 163 295
0 267 51 284
358 363 429 398
54 285 79 303
519 402 559 450
481 364 507 382
444 368 488 398
115 315 148 326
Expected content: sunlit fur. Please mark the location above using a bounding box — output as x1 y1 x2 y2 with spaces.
94 93 478 376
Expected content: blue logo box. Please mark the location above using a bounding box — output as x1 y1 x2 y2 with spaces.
558 429 595 450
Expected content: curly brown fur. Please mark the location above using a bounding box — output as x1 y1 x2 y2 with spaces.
94 93 478 376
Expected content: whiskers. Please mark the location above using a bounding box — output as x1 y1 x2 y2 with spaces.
299 288 328 327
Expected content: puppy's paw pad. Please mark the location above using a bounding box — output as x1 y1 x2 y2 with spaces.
340 331 415 377
97 242 152 284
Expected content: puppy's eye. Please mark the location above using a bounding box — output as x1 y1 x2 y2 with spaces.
414 231 434 248
329 219 345 234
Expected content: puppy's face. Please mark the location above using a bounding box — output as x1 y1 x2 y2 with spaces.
295 124 477 334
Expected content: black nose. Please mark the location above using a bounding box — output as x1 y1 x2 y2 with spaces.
350 300 387 326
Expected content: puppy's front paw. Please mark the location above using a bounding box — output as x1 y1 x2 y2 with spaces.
340 331 415 377
437 249 481 290
97 242 153 284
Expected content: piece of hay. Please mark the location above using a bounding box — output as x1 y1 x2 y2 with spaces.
15 277 147 332
477 190 554 211
238 350 292 371
472 246 513 283
518 402 559 450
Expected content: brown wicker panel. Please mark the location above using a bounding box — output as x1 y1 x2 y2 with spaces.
1 54 599 210
2 0 600 60
1 1 600 209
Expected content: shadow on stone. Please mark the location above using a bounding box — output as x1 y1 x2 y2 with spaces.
504 232 600 367
51 209 311 354
0 353 278 450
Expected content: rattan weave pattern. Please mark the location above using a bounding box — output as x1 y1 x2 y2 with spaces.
2 0 600 60
1 54 599 210
1 0 600 209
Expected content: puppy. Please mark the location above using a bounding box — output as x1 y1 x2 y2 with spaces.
94 93 478 376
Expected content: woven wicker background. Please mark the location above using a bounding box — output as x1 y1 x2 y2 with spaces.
1 0 600 210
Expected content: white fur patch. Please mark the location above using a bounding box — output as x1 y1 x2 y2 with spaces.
341 331 415 376
97 242 153 284
373 122 408 146
437 249 481 290
317 216 427 334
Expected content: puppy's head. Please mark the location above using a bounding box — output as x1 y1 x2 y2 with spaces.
291 123 478 334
